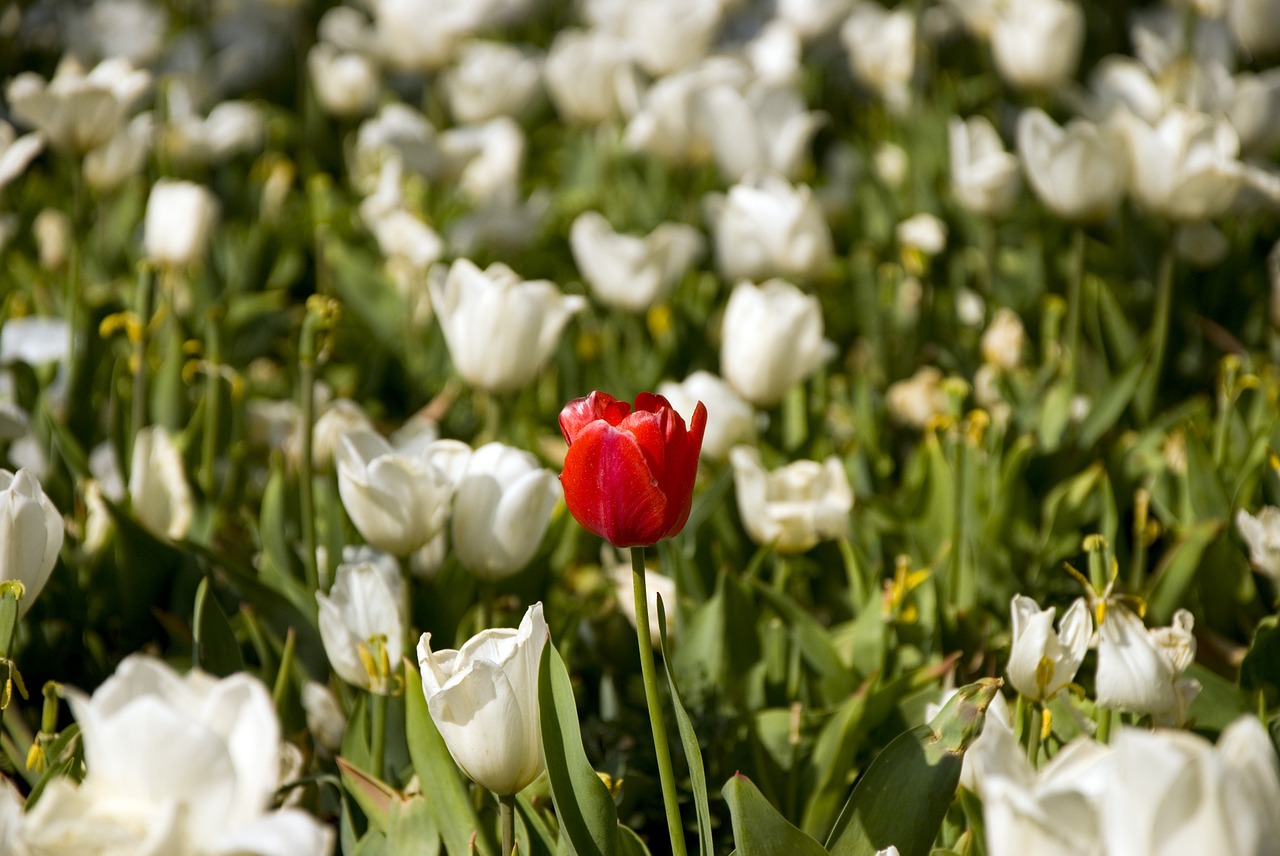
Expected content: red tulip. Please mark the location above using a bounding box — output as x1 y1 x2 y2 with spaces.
559 391 707 547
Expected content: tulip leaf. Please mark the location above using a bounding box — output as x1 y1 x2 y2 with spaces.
1143 519 1225 625
1076 344 1150 447
404 660 496 856
388 793 441 856
723 773 828 856
657 595 715 856
538 642 618 856
617 825 653 856
338 755 396 833
1241 616 1280 707
516 792 558 856
192 575 244 677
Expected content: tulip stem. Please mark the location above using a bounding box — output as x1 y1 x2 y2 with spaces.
1135 243 1176 422
631 546 687 856
1095 706 1112 744
131 264 153 439
1025 704 1042 767
299 308 323 593
370 690 387 780
499 793 516 856
1065 226 1085 388
200 315 222 496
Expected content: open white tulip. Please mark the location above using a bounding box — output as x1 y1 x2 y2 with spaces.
317 554 405 694
1236 506 1280 583
701 79 826 181
949 115 1021 218
1006 595 1091 701
1095 604 1199 724
713 173 833 284
587 0 723 77
720 279 836 408
143 180 220 268
544 29 639 126
6 55 149 154
444 41 543 124
990 0 1084 91
418 603 548 795
0 469 63 616
570 211 704 312
128 426 193 542
1017 109 1127 223
841 2 917 111
658 371 756 461
730 446 853 553
452 443 561 581
428 259 586 394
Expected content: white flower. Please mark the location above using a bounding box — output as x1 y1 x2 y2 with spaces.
438 117 526 205
428 259 586 394
68 0 169 67
34 210 71 271
0 776 23 856
1006 595 1091 701
623 58 750 165
701 79 826 181
658 371 756 461
128 425 193 541
301 681 348 754
544 29 640 126
990 0 1085 91
949 115 1021 218
1227 0 1280 58
841 2 917 111
586 0 723 77
317 556 405 694
720 279 836 408
896 213 947 256
335 429 468 556
309 399 376 473
21 655 333 856
779 0 854 40
729 446 853 553
745 19 803 83
713 173 833 283
0 469 63 616
6 56 150 154
143 180 219 267
418 603 548 795
981 308 1026 371
1236 506 1280 582
358 160 445 276
1095 604 1199 724
308 43 380 119
570 211 704 312
873 141 909 189
83 112 154 192
605 547 678 648
443 41 543 124
452 443 560 581
886 366 949 429
0 121 44 193
370 0 482 71
1017 109 1127 223
163 100 265 167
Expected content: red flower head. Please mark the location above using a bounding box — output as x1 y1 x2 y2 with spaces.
559 391 707 548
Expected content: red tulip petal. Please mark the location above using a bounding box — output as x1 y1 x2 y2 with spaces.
561 420 667 547
665 401 707 535
559 391 629 445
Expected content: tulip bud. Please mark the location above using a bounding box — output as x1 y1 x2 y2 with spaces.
308 44 379 119
316 553 405 694
1005 595 1091 701
128 425 193 541
729 446 853 553
34 209 71 271
559 391 706 548
143 179 219 267
452 443 560 581
719 279 836 408
418 602 548 795
570 212 704 313
657 371 756 461
0 469 63 616
981 309 1026 371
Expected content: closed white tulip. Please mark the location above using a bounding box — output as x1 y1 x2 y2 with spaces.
1228 0 1280 58
418 602 548 795
729 446 853 553
1006 595 1091 701
841 2 917 111
0 469 63 616
128 426 193 542
444 41 543 124
316 553 405 694
720 279 836 408
658 371 756 461
701 79 825 181
990 0 1084 91
143 180 219 268
1236 506 1280 582
1095 604 1199 724
545 29 639 126
1017 109 1127 223
308 43 380 119
714 173 833 284
949 115 1021 218
570 211 704 312
428 259 586 394
452 443 560 581
336 429 468 556
22 655 333 856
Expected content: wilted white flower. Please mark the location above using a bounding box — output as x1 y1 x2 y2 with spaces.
1017 109 1127 222
658 371 756 460
949 115 1021 218
443 41 543 124
418 603 548 795
452 443 560 581
428 259 586 394
841 2 917 111
128 425 193 541
34 209 71 271
545 29 640 125
896 213 947 256
713 173 833 283
308 43 380 119
0 469 63 616
7 56 150 154
302 681 348 754
981 308 1026 371
1006 595 1091 700
990 0 1084 91
886 366 949 429
570 211 704 312
317 556 405 694
143 179 219 267
729 446 853 553
83 112 153 192
1236 506 1280 583
720 279 836 408
1113 108 1245 222
0 121 44 193
1095 604 1199 725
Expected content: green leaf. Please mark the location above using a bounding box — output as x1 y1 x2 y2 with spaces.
339 756 396 833
724 773 828 856
404 660 495 856
1144 519 1225 624
388 793 441 856
538 642 618 856
657 595 715 856
1077 346 1150 447
1241 616 1280 706
192 576 245 677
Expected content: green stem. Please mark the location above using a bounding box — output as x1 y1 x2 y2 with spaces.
299 310 322 593
1136 245 1176 422
500 793 516 856
200 316 222 496
1065 226 1085 388
1095 705 1112 744
631 546 687 856
1026 704 1042 767
370 690 388 780
131 264 153 440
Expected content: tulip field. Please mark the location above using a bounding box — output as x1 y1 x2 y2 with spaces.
3 0 1280 853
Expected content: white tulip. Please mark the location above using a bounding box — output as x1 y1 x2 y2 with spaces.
83 112 153 192
308 43 380 119
428 259 586 394
841 2 917 111
990 0 1084 91
1113 108 1244 222
309 399 376 473
443 41 543 124
713 173 833 284
0 776 22 856
418 603 548 795
701 79 826 181
745 19 803 84
586 0 723 77
6 56 149 154
301 681 348 754
873 142 910 189
729 446 853 553
570 211 704 312
623 58 750 165
896 213 947 256
163 99 265 168
949 115 1021 218
1227 0 1280 58
658 371 756 461
128 426 193 542
1236 506 1280 582
1095 604 1199 724
143 180 219 268
336 429 467 556
358 159 445 278
545 29 640 126
0 121 44 193
452 443 560 581
779 0 854 40
0 469 63 616
371 0 480 71
981 308 1026 371
1006 595 1091 701
886 366 949 429
439 117 526 205
1017 109 1127 223
605 548 677 648
34 210 71 272
317 555 405 693
720 279 836 408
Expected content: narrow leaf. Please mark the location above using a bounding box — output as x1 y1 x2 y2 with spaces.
724 773 828 856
